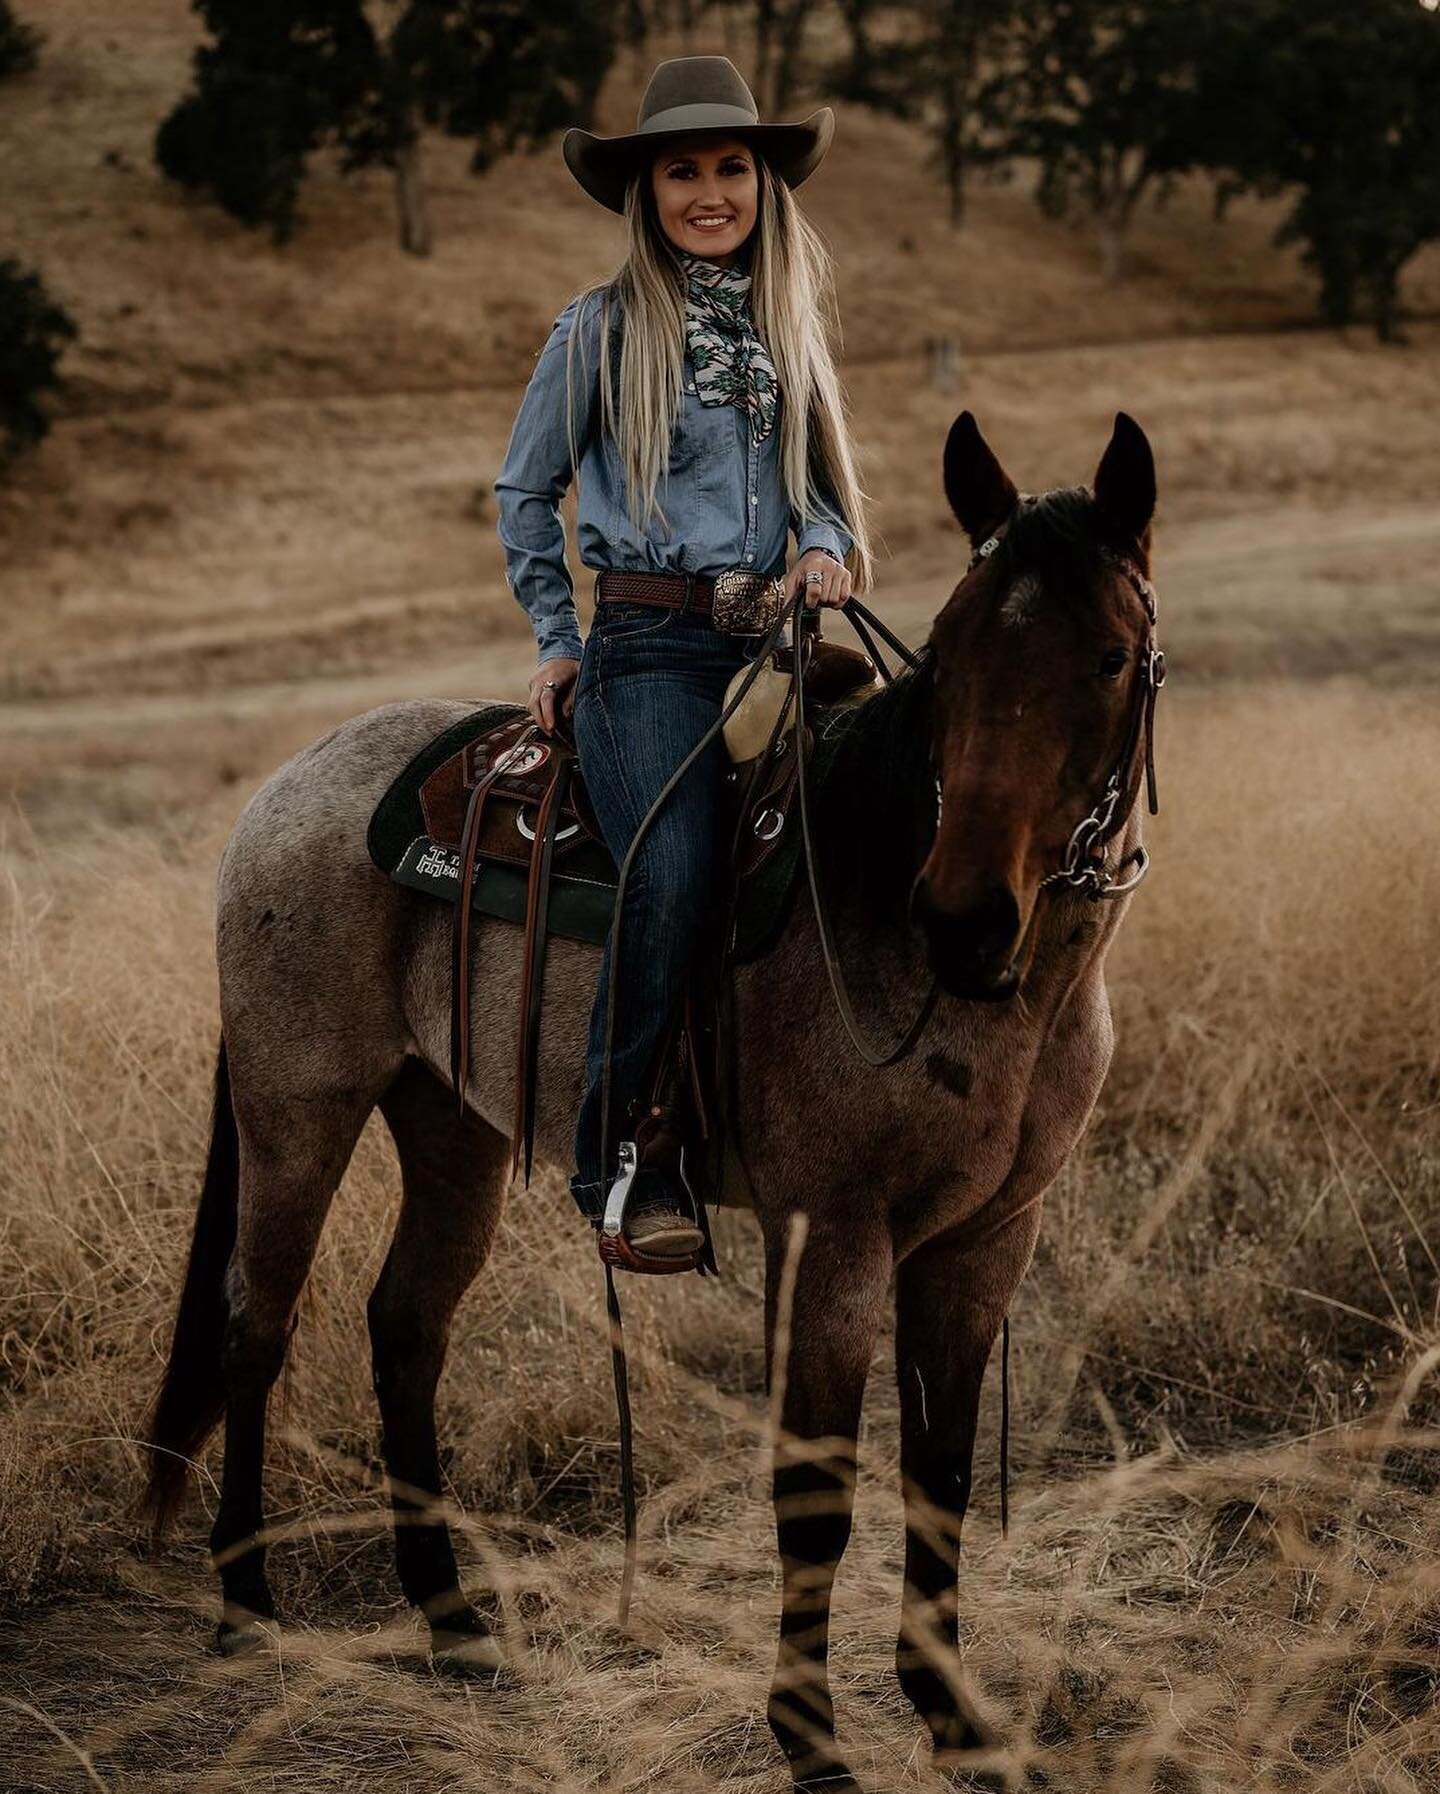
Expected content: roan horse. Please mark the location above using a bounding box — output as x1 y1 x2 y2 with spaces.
143 411 1162 1791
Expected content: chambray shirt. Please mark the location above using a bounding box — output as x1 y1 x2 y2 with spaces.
494 289 855 665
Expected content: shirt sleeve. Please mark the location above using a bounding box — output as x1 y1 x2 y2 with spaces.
494 292 605 664
790 462 854 564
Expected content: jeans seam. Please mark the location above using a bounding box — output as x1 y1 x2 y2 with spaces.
587 657 645 844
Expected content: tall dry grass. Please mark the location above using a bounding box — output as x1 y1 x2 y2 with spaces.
2 680 1440 1791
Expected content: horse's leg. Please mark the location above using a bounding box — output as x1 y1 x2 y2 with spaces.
371 1058 509 1670
893 1206 1042 1776
212 1081 379 1652
765 1220 893 1792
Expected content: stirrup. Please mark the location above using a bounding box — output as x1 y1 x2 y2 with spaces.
597 1142 703 1277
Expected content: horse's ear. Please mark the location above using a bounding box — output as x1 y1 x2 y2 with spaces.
943 412 1019 546
1092 412 1155 550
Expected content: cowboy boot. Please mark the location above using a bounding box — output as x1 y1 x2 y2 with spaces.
621 1098 704 1259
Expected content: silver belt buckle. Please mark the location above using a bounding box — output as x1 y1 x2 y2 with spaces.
712 568 786 636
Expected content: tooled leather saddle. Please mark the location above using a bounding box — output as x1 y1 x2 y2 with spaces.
364 640 880 1198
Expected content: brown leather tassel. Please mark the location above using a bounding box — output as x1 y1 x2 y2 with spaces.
509 753 573 1184
451 724 540 1115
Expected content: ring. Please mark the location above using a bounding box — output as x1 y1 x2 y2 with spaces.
542 679 559 689
804 570 825 586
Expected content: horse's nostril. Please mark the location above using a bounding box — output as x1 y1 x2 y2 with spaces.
966 884 1021 962
914 880 1022 991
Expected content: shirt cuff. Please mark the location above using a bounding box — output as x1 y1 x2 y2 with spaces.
794 522 852 564
536 636 583 665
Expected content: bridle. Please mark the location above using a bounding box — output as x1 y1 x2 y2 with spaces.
962 507 1166 906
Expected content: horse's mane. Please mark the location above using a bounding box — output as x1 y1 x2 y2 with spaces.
817 648 937 918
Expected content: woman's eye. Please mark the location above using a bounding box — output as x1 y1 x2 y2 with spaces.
1099 648 1128 679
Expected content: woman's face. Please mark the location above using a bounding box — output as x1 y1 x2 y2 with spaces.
649 136 759 264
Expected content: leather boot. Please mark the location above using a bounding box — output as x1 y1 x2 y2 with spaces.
621 1100 704 1259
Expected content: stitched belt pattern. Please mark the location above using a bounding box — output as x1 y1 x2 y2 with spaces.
594 569 721 615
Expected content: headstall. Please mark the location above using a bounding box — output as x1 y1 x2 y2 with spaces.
960 506 1166 903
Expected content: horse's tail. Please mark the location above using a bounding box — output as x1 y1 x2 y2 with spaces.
141 1037 239 1538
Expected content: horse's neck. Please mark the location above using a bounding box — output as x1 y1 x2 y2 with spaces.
814 666 937 932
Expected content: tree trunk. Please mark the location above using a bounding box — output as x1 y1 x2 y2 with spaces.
394 136 433 259
838 0 874 94
772 0 814 115
942 71 966 230
1097 212 1124 284
753 0 778 114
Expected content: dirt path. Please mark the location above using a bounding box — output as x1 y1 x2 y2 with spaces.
3 500 1437 748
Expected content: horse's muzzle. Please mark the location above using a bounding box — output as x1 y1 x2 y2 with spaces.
910 877 1022 1002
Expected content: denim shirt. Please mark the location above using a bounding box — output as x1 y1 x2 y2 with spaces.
494 289 855 665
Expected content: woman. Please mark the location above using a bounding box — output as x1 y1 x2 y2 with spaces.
494 54 874 1259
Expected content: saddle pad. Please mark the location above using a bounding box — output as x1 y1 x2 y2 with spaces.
366 704 616 947
365 701 864 963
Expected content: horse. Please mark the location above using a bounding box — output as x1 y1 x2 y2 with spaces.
142 409 1162 1792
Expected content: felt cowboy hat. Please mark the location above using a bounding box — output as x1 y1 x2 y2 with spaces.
563 54 834 215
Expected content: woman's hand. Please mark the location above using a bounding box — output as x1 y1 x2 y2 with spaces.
527 657 580 735
785 548 852 611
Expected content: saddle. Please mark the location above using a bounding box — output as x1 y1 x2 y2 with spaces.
365 638 881 1224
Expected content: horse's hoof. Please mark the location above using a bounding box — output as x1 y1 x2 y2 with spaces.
934 1746 1014 1793
790 1751 862 1793
793 1772 861 1794
429 1617 502 1681
214 1612 274 1658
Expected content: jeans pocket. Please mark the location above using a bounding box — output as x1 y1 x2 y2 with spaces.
596 602 674 640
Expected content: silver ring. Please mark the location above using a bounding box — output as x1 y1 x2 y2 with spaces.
542 679 559 689
804 570 825 586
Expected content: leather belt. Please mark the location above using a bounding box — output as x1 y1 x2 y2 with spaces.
595 569 722 615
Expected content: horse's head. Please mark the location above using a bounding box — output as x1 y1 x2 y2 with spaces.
912 411 1161 1001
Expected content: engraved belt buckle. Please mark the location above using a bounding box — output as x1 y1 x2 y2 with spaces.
711 567 787 636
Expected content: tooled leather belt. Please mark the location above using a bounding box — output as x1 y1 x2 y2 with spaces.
594 568 724 615
594 566 816 636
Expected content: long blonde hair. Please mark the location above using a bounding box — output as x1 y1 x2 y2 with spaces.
561 154 875 594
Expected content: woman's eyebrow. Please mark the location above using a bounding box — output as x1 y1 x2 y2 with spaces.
663 154 750 172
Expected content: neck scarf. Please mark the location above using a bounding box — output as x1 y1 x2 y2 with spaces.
677 249 778 443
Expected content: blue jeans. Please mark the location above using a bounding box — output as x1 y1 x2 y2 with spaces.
567 601 754 1218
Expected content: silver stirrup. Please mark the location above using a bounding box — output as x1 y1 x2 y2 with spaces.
600 1141 639 1239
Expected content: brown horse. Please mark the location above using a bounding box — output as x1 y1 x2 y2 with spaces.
143 411 1162 1791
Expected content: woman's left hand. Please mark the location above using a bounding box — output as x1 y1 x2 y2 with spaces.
785 548 852 611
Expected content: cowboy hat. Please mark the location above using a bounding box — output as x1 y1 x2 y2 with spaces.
563 55 834 216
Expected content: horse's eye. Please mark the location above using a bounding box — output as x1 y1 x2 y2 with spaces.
1099 648 1128 680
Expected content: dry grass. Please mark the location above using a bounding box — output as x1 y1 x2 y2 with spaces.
2 683 1439 1792
4 6 1440 1787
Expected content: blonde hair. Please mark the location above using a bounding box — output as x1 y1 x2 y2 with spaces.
561 154 874 594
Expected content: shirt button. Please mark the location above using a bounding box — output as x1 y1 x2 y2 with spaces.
749 494 757 506
745 553 754 562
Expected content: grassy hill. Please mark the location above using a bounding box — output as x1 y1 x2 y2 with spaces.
2 15 1440 1793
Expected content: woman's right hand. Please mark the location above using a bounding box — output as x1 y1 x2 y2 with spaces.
527 657 580 735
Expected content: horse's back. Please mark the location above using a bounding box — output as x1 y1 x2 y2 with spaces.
215 699 505 1084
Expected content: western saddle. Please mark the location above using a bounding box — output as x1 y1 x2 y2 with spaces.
366 632 881 1271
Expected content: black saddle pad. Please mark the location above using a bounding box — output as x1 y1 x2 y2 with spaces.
365 700 861 964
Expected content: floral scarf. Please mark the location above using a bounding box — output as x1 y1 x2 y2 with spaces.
677 249 778 444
